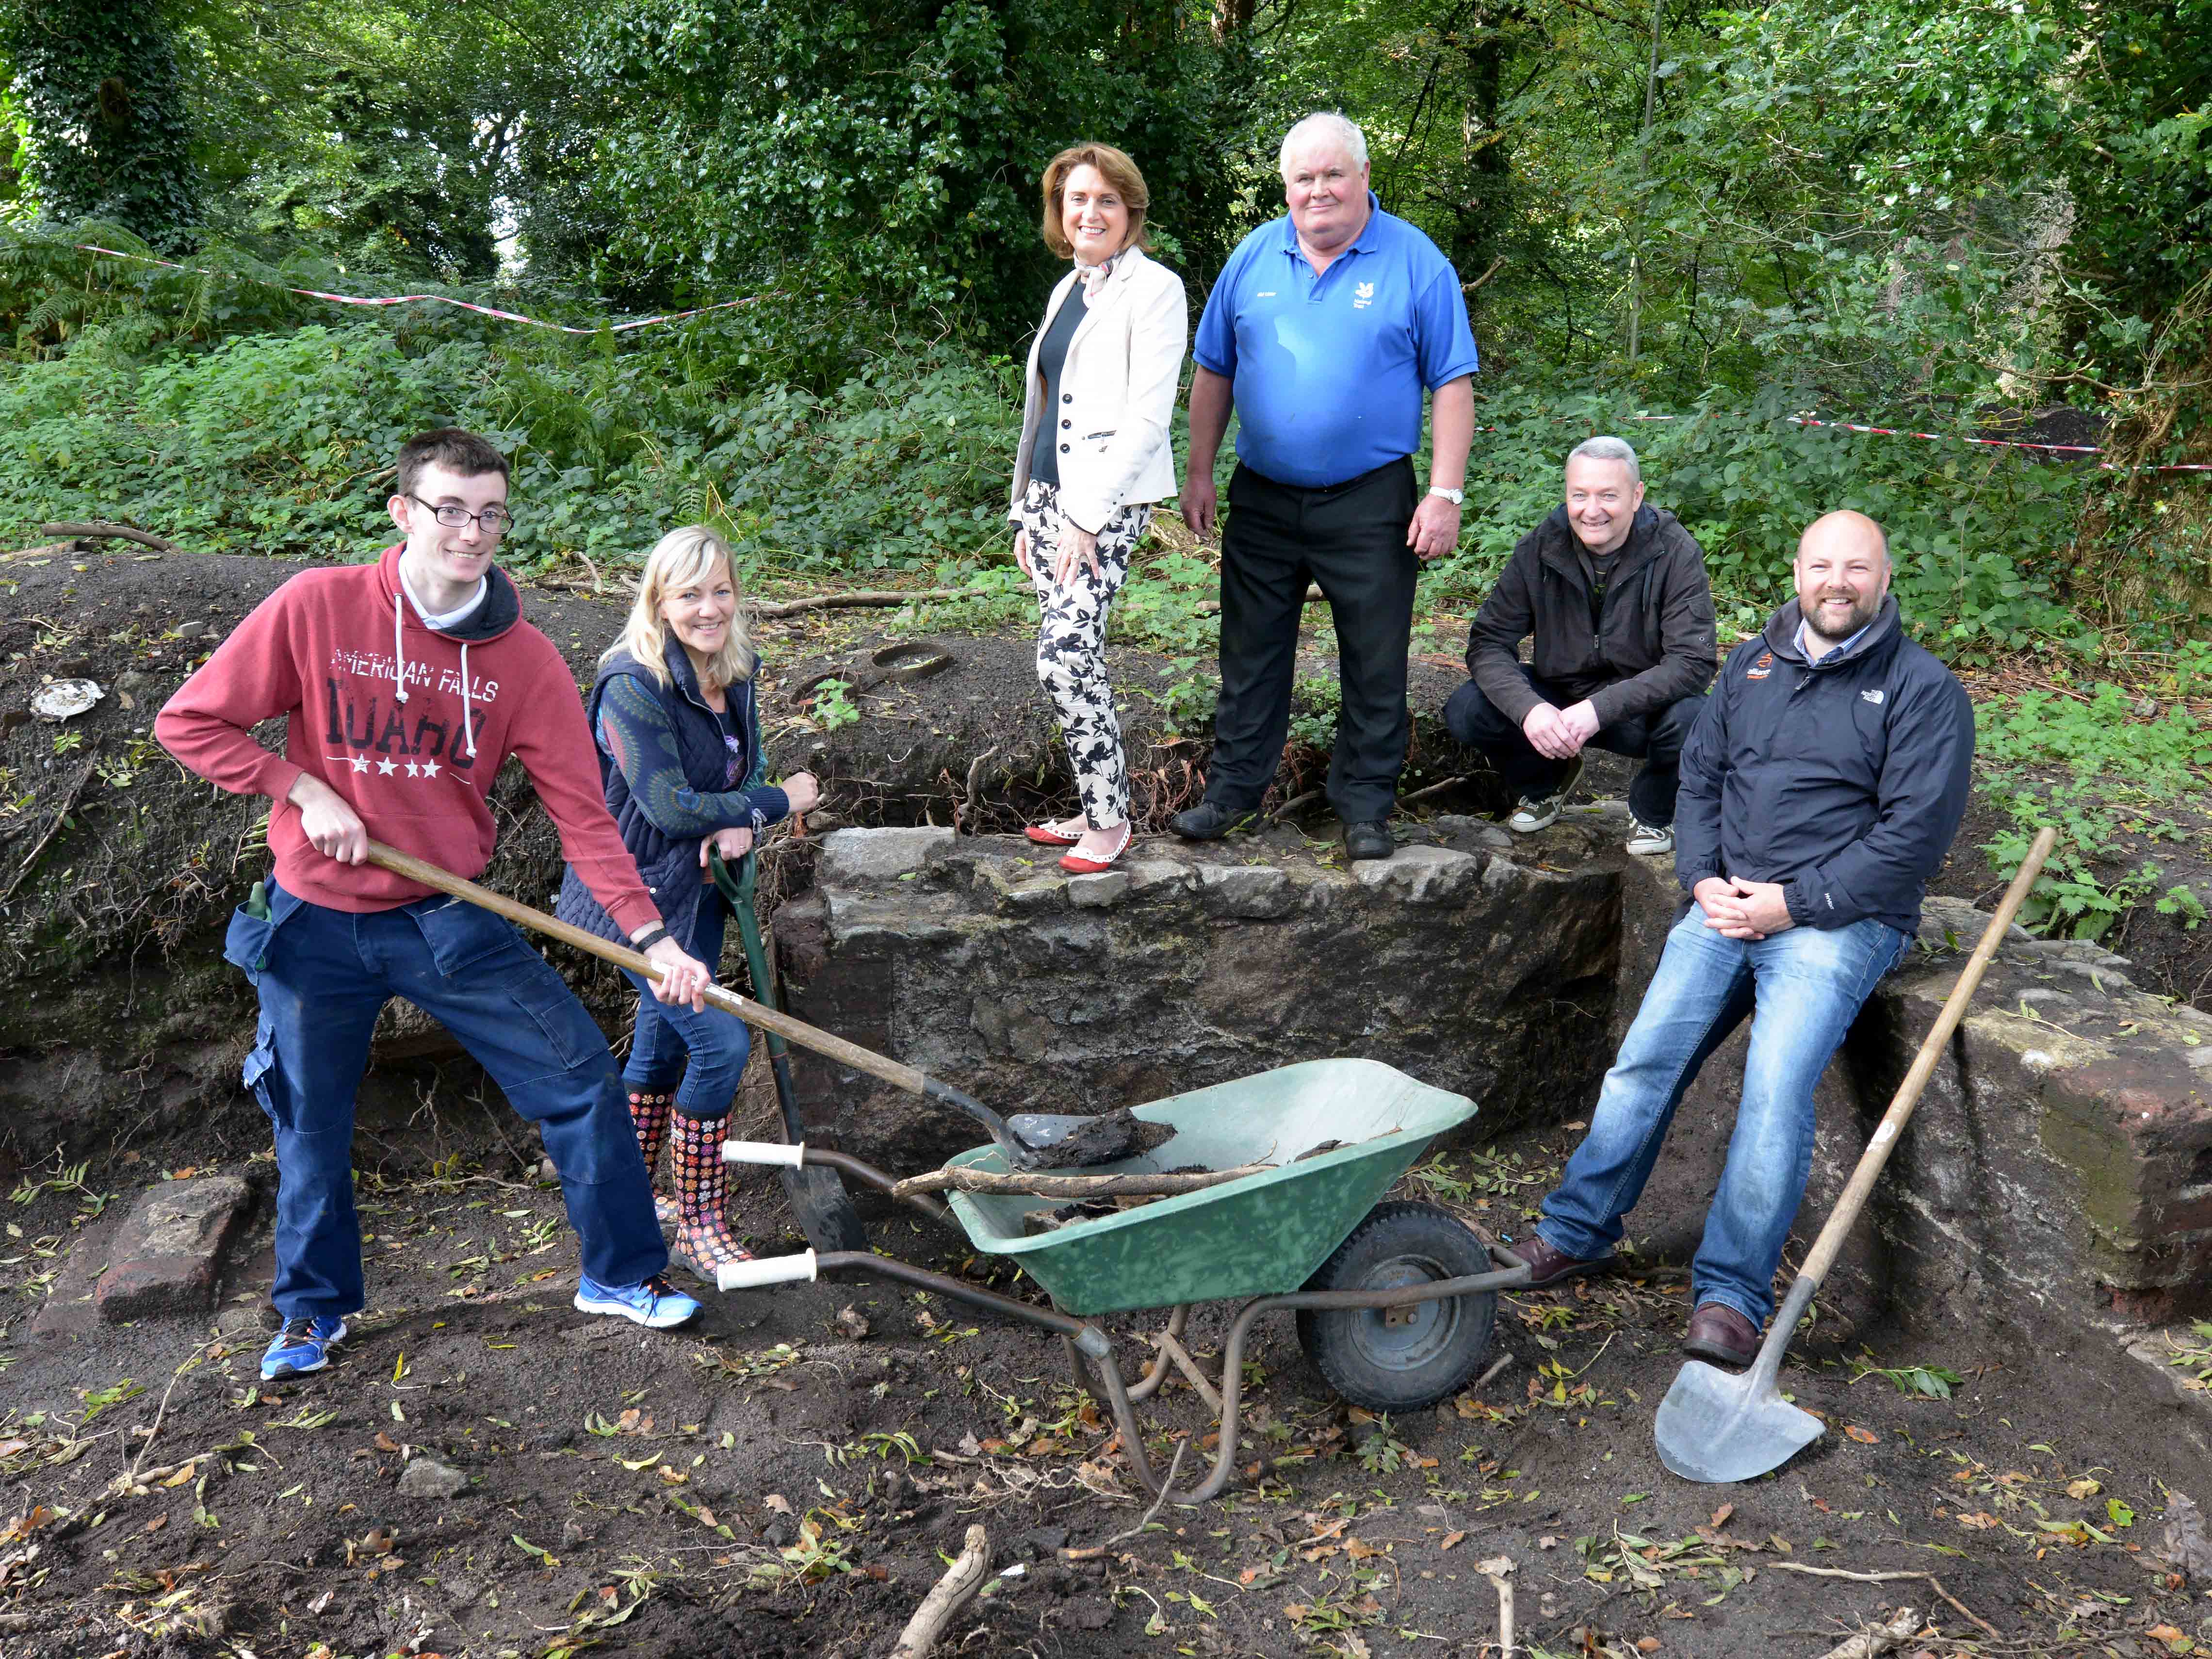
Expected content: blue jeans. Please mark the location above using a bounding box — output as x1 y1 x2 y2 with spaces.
1535 907 1909 1326
228 880 667 1321
620 901 750 1120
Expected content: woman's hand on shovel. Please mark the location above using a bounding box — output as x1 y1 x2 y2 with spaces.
643 937 714 1010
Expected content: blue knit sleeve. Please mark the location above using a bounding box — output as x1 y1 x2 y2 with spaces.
596 675 789 836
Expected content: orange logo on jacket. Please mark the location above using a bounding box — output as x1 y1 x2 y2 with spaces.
1745 651 1774 681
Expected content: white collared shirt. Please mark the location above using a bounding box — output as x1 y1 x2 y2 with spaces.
402 569 488 632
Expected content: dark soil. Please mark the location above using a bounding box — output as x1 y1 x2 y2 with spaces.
7 1114 2212 1659
5 545 2211 1657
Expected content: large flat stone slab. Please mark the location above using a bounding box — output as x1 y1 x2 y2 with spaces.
32 1175 254 1336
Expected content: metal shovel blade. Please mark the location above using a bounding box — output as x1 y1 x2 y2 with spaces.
1653 1356 1824 1483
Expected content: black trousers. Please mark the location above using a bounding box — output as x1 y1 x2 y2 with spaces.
1205 459 1420 822
1444 669 1706 827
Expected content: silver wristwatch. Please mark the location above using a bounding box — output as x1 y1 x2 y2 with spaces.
1428 485 1465 506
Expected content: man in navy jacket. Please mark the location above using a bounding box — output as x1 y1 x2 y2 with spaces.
1509 511 1974 1367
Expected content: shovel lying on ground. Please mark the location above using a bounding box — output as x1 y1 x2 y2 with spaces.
360 842 1146 1171
1653 826 2058 1485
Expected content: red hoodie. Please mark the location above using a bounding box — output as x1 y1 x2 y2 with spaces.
156 545 660 935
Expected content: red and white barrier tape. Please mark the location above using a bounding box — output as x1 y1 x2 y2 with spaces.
71 243 769 336
46 240 2212 469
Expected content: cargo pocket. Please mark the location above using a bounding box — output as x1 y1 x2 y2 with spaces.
505 955 603 1074
222 880 303 985
241 1010 280 1124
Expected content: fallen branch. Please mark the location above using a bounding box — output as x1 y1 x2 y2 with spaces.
1 542 75 563
1153 1328 1223 1413
892 1522 990 1659
128 1341 212 1484
753 589 959 618
1476 1554 1515 1658
1400 775 1469 806
890 1162 1270 1200
0 752 99 903
1814 1605 1919 1659
1766 1562 2000 1639
958 745 1000 835
1768 1563 1929 1583
1103 1439 1191 1545
1467 1351 1514 1397
39 520 179 554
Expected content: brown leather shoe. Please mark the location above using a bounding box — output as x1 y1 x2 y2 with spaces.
1513 1236 1608 1289
1682 1301 1760 1368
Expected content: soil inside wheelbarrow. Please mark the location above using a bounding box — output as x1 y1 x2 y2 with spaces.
6 1109 2209 1659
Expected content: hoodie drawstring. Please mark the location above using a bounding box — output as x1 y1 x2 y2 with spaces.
459 641 476 758
390 589 477 757
391 591 409 707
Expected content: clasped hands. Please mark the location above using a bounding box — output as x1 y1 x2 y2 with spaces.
1693 876 1795 940
1520 699 1602 761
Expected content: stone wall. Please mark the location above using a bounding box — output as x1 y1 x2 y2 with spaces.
772 818 1628 1171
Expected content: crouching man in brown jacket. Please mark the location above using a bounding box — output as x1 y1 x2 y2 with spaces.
1444 436 1717 855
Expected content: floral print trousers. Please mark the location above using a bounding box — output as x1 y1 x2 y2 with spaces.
1018 479 1150 826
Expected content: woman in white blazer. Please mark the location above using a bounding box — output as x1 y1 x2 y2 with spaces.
1010 142 1188 874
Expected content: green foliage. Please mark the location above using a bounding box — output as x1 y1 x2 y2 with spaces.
1431 387 2090 658
1974 683 2212 938
2 0 199 246
567 0 1245 327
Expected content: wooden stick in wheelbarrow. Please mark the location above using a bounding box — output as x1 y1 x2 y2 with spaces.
358 842 1139 1171
1652 825 2058 1485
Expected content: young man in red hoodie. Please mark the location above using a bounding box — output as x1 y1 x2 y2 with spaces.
158 428 717 1381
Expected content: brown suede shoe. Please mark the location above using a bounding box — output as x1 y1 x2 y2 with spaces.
1513 1236 1609 1289
1681 1301 1760 1368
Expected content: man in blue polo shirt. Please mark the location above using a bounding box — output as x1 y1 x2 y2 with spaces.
1174 112 1480 862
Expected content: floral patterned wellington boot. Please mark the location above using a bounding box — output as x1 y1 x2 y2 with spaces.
669 1113 753 1278
626 1090 678 1227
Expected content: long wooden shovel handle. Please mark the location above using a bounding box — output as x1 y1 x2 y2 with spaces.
362 841 938 1100
1795 826 2058 1289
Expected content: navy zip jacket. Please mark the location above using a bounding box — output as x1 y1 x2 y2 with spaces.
555 640 790 954
1674 595 1973 935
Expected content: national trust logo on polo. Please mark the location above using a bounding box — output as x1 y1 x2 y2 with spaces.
1353 280 1376 309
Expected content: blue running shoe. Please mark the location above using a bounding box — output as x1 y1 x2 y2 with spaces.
573 1272 701 1330
261 1315 347 1380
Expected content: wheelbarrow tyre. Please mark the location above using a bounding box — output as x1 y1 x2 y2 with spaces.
1296 1201 1496 1414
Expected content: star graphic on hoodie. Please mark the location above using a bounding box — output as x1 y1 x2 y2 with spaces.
421 759 441 779
404 761 420 778
340 754 369 774
376 758 398 776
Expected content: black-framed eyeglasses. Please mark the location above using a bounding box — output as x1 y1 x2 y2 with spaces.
410 495 515 536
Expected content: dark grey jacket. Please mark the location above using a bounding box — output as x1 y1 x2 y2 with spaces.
1464 504 1717 728
1674 595 1975 934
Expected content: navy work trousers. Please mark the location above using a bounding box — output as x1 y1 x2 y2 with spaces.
228 879 667 1321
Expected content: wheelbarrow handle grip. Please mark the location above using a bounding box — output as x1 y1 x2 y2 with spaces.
722 1139 807 1169
716 1251 819 1292
1795 825 2058 1294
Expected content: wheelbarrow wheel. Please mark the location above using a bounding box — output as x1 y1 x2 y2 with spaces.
1296 1201 1495 1414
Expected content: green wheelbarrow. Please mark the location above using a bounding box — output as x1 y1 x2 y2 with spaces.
719 1057 1534 1506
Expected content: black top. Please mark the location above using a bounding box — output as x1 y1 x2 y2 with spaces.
1673 595 1976 935
1030 283 1090 489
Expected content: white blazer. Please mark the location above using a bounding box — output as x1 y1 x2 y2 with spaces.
1009 244 1188 534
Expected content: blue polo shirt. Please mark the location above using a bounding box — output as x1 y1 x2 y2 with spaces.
1192 193 1480 489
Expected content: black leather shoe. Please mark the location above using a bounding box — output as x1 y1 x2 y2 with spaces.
1343 819 1394 861
1513 1236 1608 1288
1171 800 1242 841
1681 1301 1760 1369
